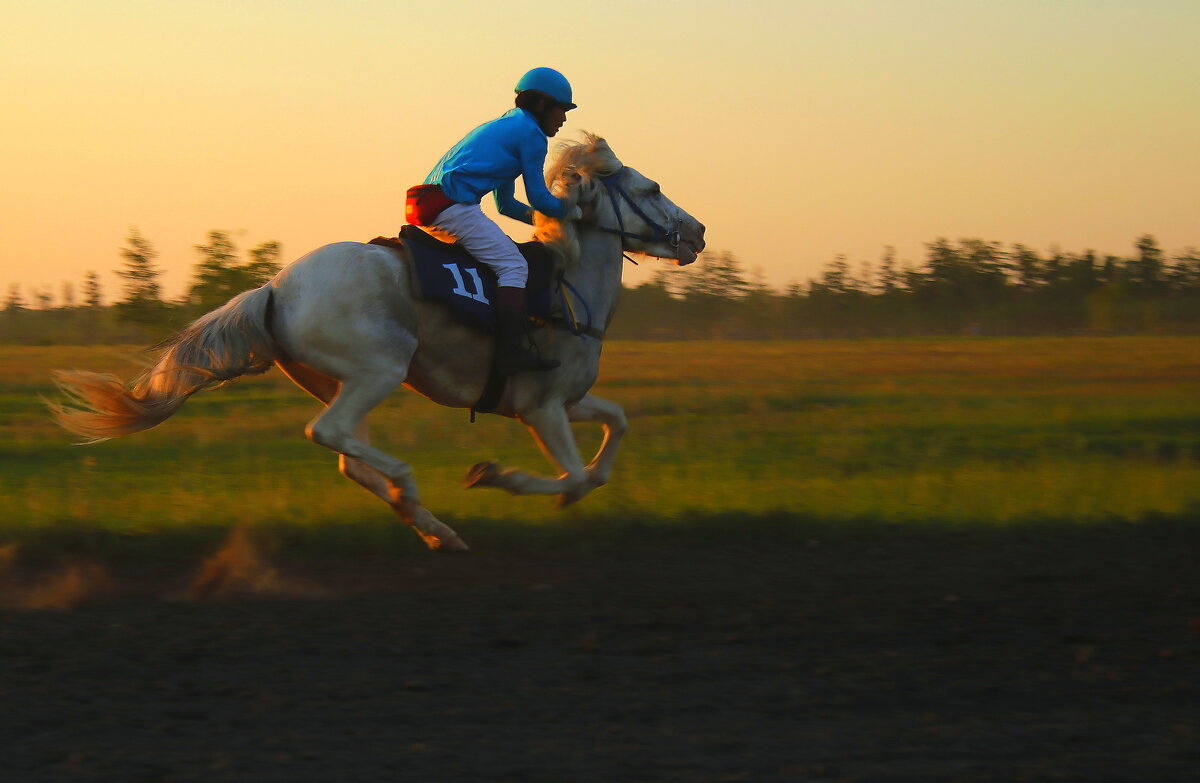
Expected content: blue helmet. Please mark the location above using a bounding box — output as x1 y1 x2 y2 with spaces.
515 67 576 110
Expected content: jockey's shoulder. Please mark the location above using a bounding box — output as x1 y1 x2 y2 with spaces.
490 107 542 135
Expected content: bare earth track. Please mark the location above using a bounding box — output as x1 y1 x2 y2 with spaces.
2 520 1198 782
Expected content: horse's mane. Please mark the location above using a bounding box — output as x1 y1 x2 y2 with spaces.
533 132 622 248
545 132 623 185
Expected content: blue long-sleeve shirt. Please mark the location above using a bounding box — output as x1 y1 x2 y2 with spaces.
424 108 568 224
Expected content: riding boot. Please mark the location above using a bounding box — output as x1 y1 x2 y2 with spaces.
494 287 560 374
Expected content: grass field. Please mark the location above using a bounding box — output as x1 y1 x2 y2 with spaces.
4 338 1200 781
2 337 1198 548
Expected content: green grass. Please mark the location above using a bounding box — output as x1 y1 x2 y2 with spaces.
2 338 1199 545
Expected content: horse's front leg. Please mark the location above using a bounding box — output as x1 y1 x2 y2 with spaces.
463 405 588 506
557 393 627 507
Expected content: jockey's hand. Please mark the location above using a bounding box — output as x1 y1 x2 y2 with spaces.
578 202 595 223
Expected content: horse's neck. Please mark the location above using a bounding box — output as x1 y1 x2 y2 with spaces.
561 227 624 331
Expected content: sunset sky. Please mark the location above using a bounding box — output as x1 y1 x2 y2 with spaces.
2 0 1197 303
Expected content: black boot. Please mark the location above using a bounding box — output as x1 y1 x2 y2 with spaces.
494 303 560 374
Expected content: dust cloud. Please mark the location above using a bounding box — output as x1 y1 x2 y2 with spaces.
0 543 113 609
187 527 326 600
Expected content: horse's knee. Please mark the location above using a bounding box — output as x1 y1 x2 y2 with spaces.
608 408 628 436
587 401 627 437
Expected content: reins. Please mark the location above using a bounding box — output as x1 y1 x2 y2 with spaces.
522 166 677 344
475 164 673 419
532 276 603 341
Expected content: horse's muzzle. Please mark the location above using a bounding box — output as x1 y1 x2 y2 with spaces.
676 239 702 266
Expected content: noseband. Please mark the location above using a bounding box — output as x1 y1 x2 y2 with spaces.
595 168 682 250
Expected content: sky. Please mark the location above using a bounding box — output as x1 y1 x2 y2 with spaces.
2 0 1198 303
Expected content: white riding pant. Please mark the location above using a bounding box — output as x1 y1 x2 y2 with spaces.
432 202 528 288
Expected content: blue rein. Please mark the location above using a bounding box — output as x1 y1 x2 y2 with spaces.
556 277 594 337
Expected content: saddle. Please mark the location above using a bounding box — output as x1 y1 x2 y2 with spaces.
368 226 594 420
369 225 559 334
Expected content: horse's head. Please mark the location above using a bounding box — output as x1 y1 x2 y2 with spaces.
539 134 706 265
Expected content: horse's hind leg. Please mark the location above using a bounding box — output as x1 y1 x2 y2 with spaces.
337 434 468 552
278 360 467 551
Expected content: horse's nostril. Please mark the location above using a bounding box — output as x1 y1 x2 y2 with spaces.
698 222 707 235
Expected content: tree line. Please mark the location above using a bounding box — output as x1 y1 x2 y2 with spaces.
611 234 1200 338
3 232 1199 344
1 229 282 344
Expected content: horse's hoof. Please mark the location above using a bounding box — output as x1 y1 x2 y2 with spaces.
417 531 471 553
463 461 500 489
433 535 471 553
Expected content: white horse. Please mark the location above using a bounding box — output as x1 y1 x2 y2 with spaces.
51 135 706 551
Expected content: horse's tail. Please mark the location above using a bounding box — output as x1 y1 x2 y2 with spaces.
50 285 278 442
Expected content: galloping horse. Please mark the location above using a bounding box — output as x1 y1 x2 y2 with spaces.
51 135 706 551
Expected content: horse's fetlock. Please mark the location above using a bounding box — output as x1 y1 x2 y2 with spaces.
390 475 418 501
562 471 589 493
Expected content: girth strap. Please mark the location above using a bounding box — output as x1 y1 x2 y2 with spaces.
470 366 506 422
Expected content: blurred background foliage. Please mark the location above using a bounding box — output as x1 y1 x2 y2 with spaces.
3 232 1200 345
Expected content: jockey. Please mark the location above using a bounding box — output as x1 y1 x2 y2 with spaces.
411 67 581 374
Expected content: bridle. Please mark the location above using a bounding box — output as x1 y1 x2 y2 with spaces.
595 168 683 250
545 167 686 342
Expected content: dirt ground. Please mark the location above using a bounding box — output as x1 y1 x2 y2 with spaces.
2 521 1198 783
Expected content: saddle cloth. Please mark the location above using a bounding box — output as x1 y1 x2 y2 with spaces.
369 225 558 333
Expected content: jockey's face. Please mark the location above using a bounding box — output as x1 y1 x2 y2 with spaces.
539 103 568 137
